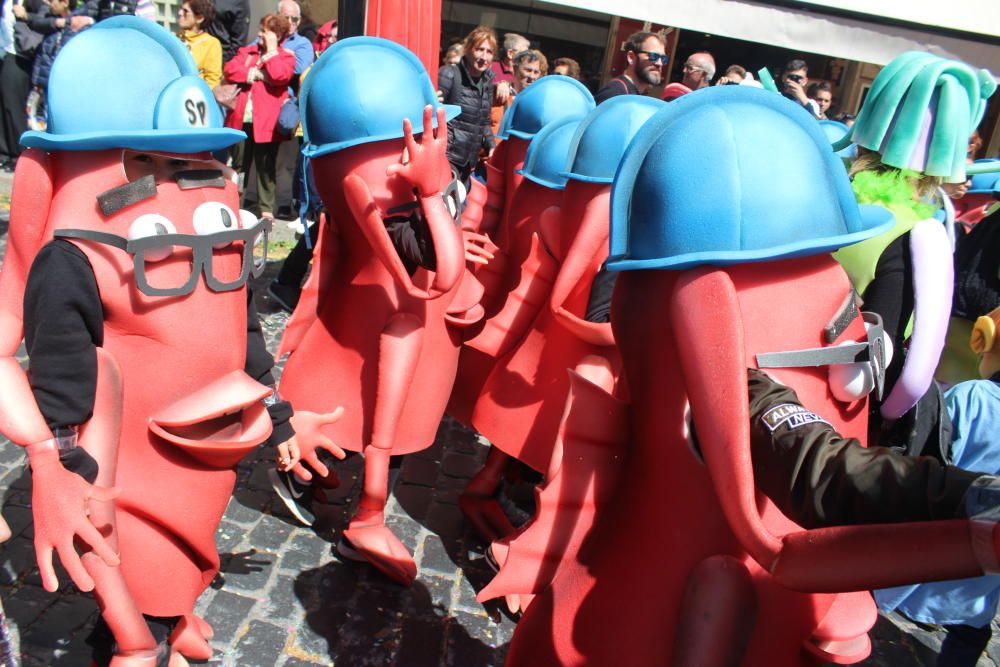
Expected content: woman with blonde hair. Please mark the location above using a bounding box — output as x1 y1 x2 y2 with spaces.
437 25 497 181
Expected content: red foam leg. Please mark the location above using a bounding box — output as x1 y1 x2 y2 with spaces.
459 447 515 543
477 365 625 604
671 556 757 667
345 449 417 585
345 314 424 584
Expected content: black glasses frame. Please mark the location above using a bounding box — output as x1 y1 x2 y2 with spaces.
53 220 271 297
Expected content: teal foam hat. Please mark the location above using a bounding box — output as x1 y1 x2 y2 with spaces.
497 76 595 140
562 95 666 183
607 86 894 271
832 51 996 183
21 16 244 152
301 37 460 158
818 120 858 164
515 116 585 190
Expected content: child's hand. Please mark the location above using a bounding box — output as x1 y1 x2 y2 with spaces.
276 438 301 471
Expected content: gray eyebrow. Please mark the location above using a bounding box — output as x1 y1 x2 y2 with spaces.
96 175 157 217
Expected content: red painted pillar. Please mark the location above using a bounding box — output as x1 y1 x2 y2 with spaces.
366 0 442 81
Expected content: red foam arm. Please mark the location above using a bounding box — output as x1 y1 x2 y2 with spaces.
549 191 615 348
673 267 988 593
671 268 783 567
466 233 558 358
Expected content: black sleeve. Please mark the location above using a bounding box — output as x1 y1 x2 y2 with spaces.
748 369 981 529
245 289 293 446
385 214 437 275
24 240 103 430
26 11 61 35
594 78 627 105
861 232 913 392
437 65 456 105
584 267 618 323
208 0 250 65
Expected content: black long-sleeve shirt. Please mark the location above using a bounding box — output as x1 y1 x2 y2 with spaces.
24 239 292 447
748 368 981 528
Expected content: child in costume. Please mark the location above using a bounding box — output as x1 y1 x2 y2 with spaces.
505 83 1000 667
0 17 335 664
832 52 997 455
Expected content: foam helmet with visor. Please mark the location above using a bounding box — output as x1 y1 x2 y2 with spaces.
300 37 460 158
20 16 245 152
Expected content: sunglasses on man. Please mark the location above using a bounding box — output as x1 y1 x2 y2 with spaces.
637 50 668 65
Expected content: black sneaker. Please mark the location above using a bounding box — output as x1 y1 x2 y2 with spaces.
267 280 301 313
268 468 316 526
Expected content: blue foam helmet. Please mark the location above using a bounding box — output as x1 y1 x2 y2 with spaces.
301 37 460 158
515 116 585 190
818 119 858 165
607 86 894 271
496 76 595 141
969 159 1000 194
21 16 243 152
562 96 666 183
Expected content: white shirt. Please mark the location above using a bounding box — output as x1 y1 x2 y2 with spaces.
1 0 15 56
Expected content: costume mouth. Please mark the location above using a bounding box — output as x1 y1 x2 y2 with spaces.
149 370 273 467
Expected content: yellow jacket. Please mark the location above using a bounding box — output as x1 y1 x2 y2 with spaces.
179 30 223 89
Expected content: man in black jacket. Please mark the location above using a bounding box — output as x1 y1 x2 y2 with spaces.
207 0 248 63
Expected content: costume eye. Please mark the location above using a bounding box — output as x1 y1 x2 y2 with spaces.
128 214 176 262
239 209 259 230
193 201 239 247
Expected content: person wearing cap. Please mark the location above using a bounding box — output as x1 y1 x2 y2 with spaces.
1 16 337 663
274 37 473 585
223 12 296 222
504 83 1000 667
594 31 666 105
833 52 997 454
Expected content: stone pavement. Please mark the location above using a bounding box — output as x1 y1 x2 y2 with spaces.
0 168 999 666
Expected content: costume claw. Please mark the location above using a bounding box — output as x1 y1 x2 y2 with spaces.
458 493 515 543
342 521 417 585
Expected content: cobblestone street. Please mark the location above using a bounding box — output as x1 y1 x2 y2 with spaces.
0 171 999 666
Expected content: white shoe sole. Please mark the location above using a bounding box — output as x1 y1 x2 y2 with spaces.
268 468 315 526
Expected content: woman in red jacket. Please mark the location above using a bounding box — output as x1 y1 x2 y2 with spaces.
224 13 296 221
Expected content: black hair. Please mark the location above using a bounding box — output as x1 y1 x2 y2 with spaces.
783 58 808 75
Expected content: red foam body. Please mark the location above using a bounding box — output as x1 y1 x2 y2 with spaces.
471 182 621 472
278 141 467 455
507 255 988 666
